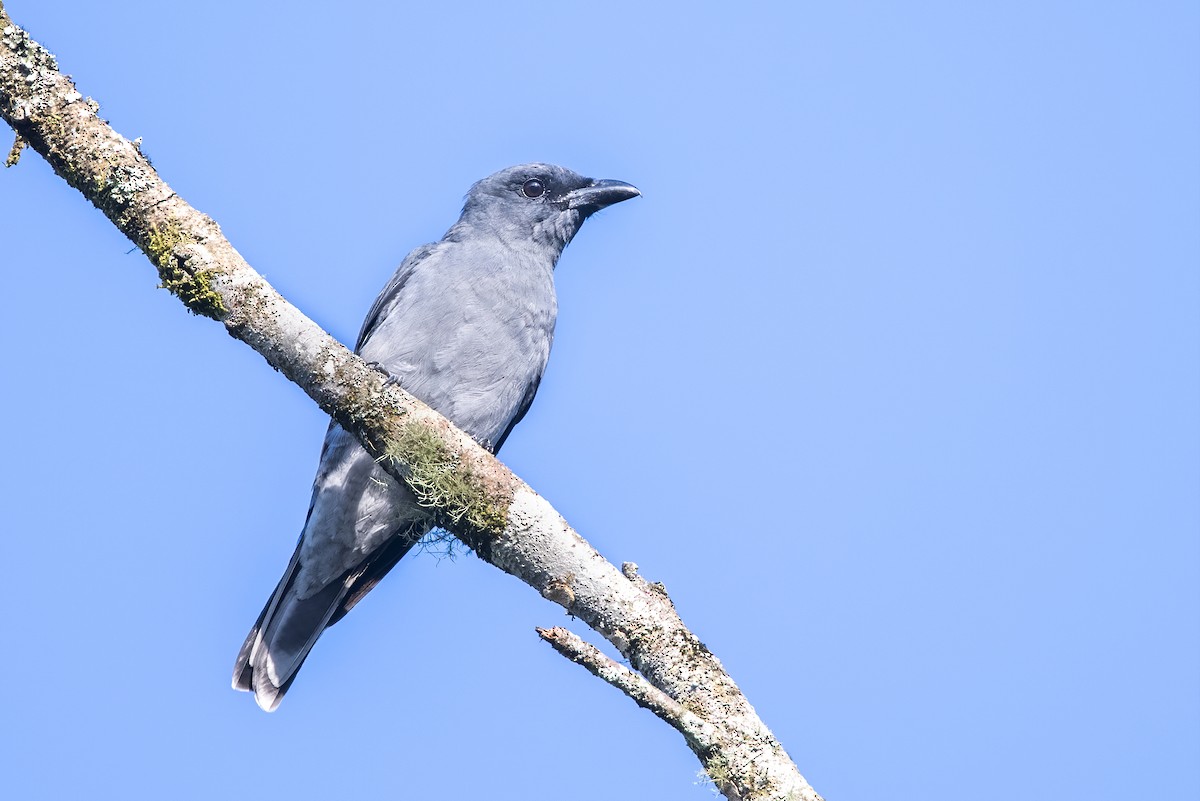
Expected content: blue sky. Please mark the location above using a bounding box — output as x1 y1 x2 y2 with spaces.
2 2 1196 799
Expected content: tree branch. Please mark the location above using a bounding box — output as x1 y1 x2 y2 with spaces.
536 624 722 751
0 10 821 801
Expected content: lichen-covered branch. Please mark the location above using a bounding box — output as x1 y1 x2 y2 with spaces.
536 625 732 780
0 9 821 801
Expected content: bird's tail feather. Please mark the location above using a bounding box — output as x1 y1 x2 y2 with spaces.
232 528 421 712
233 541 303 695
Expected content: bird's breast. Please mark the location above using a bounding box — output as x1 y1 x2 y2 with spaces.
358 248 557 447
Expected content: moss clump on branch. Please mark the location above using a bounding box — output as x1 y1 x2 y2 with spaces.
385 421 508 539
145 222 226 318
701 752 733 794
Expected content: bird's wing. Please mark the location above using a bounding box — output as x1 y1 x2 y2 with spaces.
355 242 437 352
490 369 543 453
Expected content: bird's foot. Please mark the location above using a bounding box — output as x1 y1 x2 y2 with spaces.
365 361 402 387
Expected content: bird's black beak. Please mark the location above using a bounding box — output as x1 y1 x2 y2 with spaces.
563 179 641 213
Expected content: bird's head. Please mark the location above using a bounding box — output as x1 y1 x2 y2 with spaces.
453 163 640 253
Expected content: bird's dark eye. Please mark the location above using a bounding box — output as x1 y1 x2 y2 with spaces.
521 178 545 198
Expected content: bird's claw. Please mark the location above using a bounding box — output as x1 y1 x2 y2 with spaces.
365 361 402 387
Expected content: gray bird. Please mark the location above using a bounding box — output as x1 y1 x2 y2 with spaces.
233 163 640 711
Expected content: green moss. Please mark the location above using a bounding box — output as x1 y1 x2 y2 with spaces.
325 363 509 549
701 752 732 791
145 221 182 268
93 163 111 194
145 222 226 318
384 421 508 538
327 355 397 436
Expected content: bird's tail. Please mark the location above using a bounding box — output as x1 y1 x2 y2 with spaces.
232 530 420 711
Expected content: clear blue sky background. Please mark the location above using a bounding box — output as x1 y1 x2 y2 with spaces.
2 2 1196 799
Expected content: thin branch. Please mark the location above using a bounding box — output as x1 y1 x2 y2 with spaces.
0 11 822 801
537 626 720 749
5 131 22 166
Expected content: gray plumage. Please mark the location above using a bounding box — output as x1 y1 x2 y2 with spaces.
233 163 639 711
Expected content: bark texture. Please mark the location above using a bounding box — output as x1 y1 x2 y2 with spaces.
0 9 822 800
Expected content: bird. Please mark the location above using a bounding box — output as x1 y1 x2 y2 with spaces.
233 163 640 711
